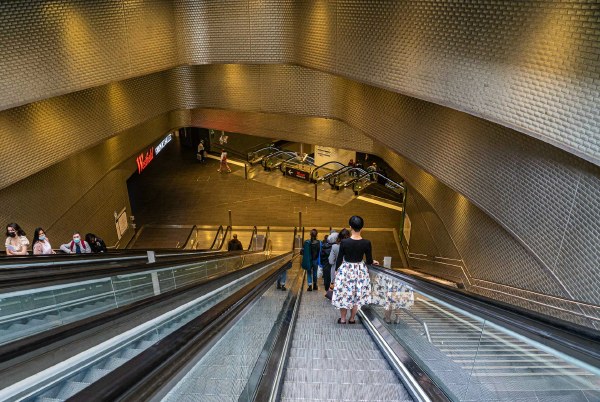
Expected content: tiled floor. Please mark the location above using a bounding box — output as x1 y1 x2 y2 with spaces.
128 138 405 264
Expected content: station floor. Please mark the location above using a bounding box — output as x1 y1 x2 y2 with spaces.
128 141 404 263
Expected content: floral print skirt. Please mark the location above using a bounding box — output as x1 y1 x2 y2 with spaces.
332 261 371 309
370 272 415 310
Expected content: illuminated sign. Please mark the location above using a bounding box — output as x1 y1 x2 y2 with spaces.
155 133 173 155
136 147 154 174
286 167 310 181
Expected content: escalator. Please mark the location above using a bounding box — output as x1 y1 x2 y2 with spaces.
2 236 598 401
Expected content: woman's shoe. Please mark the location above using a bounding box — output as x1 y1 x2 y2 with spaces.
313 284 318 291
276 283 281 289
307 285 313 291
280 285 287 291
348 320 357 324
337 318 346 324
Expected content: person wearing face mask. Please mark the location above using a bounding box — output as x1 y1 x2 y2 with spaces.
32 227 56 255
5 223 30 256
60 231 92 254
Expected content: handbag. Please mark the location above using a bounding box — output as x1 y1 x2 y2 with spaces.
325 289 333 300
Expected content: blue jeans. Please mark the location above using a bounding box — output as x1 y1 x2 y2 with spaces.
277 270 287 286
307 260 319 286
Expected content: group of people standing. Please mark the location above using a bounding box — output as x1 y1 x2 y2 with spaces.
4 223 107 256
300 216 380 324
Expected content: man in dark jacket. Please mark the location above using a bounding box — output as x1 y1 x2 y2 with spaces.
320 231 337 292
227 234 244 251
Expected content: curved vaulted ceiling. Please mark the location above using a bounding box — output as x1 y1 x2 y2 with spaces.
0 1 599 326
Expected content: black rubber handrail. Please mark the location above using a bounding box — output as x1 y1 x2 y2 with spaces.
261 150 297 169
209 225 224 250
0 257 277 366
369 266 600 367
263 226 271 252
326 166 368 187
247 226 258 250
309 161 347 182
0 250 261 291
181 224 198 249
67 254 293 402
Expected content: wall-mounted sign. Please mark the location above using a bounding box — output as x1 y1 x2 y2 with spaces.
136 133 174 174
285 167 311 181
155 133 173 155
136 147 154 174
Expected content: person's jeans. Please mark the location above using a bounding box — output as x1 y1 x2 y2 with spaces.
307 260 319 286
277 270 287 286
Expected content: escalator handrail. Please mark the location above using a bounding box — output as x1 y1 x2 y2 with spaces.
0 248 221 271
247 226 258 251
247 146 280 163
0 251 266 292
182 225 198 249
0 255 276 365
368 265 600 367
67 253 293 402
326 166 368 186
260 150 297 168
209 225 224 250
310 161 348 181
345 171 404 192
263 226 271 252
217 225 232 250
278 155 316 174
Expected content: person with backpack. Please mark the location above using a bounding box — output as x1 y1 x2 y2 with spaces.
320 230 337 293
301 228 321 291
60 232 92 254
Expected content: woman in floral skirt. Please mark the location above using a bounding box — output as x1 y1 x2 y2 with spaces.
332 216 379 324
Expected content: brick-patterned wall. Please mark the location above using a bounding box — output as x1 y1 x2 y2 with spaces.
0 70 178 190
0 111 186 247
2 1 597 164
0 0 177 111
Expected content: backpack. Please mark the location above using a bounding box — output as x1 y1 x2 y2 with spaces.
320 241 333 268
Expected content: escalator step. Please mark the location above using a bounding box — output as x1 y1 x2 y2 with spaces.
56 381 90 400
101 357 129 370
82 368 112 383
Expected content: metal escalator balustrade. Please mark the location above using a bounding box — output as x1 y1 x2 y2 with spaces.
0 254 291 402
0 252 268 347
364 267 600 402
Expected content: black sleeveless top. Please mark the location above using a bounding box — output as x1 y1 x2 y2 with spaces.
335 238 373 269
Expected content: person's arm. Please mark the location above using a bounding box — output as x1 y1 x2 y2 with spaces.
365 240 379 265
328 245 337 266
33 242 42 255
83 242 92 253
335 241 345 270
60 243 71 254
9 237 29 255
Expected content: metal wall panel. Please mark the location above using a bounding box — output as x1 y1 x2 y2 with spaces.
0 70 177 190
0 111 184 246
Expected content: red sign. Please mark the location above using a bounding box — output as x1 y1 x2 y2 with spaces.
136 147 154 174
285 167 310 181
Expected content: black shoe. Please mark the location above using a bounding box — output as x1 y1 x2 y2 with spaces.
307 285 313 291
313 285 318 291
280 285 287 291
276 283 281 289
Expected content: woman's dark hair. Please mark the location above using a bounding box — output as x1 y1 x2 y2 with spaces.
348 216 364 232
85 233 96 244
310 228 318 240
32 227 45 249
6 223 26 237
338 228 351 242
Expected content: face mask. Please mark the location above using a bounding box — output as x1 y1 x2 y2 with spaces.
8 232 16 237
74 238 81 244
39 235 46 241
